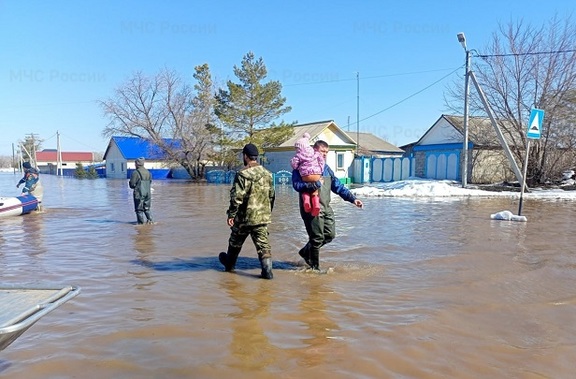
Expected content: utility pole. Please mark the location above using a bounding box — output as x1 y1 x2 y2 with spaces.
57 130 63 176
457 33 470 188
456 32 523 187
356 72 360 156
12 143 16 173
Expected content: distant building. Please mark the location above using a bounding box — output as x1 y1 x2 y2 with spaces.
262 121 405 185
103 136 175 179
354 132 404 158
412 114 522 183
263 120 358 180
36 149 95 175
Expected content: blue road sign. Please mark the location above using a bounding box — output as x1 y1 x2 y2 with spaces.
527 108 544 139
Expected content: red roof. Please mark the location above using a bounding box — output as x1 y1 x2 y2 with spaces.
36 150 94 162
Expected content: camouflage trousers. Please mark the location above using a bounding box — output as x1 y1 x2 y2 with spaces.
228 224 271 258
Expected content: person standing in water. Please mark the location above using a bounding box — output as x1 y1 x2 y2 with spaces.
219 143 276 279
129 157 154 224
292 140 363 271
290 132 324 217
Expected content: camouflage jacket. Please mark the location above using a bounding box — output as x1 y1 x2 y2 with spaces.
227 161 275 226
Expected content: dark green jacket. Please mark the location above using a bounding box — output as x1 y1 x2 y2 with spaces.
129 167 152 199
227 162 275 226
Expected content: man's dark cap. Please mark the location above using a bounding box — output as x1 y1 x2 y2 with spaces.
242 143 259 157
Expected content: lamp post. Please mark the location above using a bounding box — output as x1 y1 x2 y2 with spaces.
457 32 470 187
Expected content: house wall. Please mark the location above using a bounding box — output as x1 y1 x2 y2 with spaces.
414 151 426 177
414 146 516 184
263 150 354 179
105 145 127 179
105 143 170 179
37 161 94 174
332 150 355 179
125 161 169 170
419 119 461 145
471 150 515 184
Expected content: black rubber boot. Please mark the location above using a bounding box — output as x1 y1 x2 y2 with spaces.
298 243 311 267
219 246 241 272
136 211 146 224
259 251 273 279
309 247 320 271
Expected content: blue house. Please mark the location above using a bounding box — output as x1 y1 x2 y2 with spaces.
411 114 521 183
103 136 176 179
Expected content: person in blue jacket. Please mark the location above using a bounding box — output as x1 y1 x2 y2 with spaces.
292 140 363 271
17 161 40 195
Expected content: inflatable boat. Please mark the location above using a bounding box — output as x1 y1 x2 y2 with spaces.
0 195 39 218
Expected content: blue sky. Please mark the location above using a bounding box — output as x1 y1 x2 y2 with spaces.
0 0 574 157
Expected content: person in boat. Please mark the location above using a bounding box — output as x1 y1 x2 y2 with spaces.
16 161 42 198
292 140 363 271
129 157 153 225
218 143 276 279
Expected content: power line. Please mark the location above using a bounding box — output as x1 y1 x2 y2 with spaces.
282 67 459 87
350 66 462 126
478 49 576 59
55 131 103 152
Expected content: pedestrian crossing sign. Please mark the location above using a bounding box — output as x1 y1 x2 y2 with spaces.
527 108 544 139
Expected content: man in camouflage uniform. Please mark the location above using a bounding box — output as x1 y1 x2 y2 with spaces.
219 143 276 279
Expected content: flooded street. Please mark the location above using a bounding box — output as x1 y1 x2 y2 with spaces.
1 172 576 378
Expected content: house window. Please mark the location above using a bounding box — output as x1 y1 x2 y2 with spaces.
110 163 115 172
336 152 345 169
121 162 125 172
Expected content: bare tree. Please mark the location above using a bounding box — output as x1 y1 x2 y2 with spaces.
447 15 576 184
100 67 216 180
0 155 13 168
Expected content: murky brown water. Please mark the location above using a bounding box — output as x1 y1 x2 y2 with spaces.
1 172 576 378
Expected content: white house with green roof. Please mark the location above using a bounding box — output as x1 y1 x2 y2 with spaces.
262 120 358 181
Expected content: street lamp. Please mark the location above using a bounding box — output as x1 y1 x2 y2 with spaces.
457 32 467 50
457 32 470 187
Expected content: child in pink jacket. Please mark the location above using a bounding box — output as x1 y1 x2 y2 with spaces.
290 132 325 216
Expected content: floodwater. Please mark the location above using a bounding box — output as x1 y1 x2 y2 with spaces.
1 172 576 379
